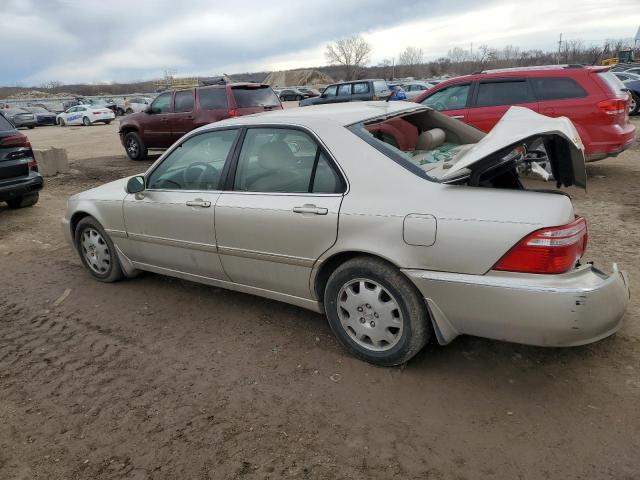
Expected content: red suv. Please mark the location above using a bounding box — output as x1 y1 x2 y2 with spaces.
119 83 282 160
413 65 636 161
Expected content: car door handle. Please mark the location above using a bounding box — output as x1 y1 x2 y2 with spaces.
293 205 328 215
186 199 211 208
451 115 465 119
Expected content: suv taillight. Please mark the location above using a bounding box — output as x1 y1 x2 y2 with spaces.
597 98 626 116
0 133 30 148
494 217 588 274
227 108 238 117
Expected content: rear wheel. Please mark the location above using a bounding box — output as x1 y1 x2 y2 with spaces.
280 96 286 101
104 120 112 125
82 116 91 126
630 94 639 116
116 108 125 116
27 125 34 129
124 131 148 160
75 217 124 283
6 193 39 209
324 257 431 366
125 108 133 114
58 118 66 126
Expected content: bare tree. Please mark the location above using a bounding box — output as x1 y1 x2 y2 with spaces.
398 46 423 76
325 35 372 80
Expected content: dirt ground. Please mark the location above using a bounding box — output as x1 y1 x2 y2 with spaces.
1 117 639 480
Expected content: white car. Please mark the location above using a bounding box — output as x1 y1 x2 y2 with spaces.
402 81 435 100
124 97 152 114
56 105 115 126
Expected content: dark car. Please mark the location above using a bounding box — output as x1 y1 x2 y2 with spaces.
3 108 36 129
278 88 310 101
298 87 320 97
299 79 391 106
0 113 42 208
119 83 282 160
22 106 58 126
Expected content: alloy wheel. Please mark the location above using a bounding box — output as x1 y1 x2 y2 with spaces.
81 228 111 274
337 278 403 352
126 137 139 157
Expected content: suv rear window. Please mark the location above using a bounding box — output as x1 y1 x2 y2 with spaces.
232 86 280 108
373 80 389 95
199 88 228 110
597 72 627 96
476 80 532 107
531 77 587 100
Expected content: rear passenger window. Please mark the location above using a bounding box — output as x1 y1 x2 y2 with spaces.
353 82 370 94
233 128 343 194
175 90 194 112
232 87 280 108
199 88 228 110
338 84 352 96
476 80 532 107
531 77 587 100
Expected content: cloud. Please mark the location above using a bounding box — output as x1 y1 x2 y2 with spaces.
1 0 639 85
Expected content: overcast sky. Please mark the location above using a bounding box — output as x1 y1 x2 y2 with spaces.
2 0 639 86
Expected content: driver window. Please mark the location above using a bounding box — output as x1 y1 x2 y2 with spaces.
323 85 338 97
150 92 173 114
147 129 238 191
420 84 470 111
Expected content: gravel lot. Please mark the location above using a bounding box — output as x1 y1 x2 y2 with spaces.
1 116 639 479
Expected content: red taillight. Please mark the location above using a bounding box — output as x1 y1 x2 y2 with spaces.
597 98 626 116
27 158 38 170
93 111 102 115
0 133 30 148
494 217 588 274
227 108 238 117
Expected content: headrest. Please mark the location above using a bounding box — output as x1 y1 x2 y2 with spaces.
416 128 446 151
258 141 296 170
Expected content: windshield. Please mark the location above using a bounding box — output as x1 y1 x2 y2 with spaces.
232 86 280 108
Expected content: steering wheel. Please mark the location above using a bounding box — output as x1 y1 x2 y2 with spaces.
183 162 218 189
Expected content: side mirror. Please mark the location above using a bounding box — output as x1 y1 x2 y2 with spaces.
320 93 327 98
126 175 145 194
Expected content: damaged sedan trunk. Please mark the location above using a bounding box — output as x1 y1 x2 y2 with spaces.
357 105 587 190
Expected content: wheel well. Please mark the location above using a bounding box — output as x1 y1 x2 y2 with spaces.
70 211 91 238
314 251 399 301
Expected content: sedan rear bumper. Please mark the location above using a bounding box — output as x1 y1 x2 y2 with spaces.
403 264 630 347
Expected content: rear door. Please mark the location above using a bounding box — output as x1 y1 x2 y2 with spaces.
467 78 538 132
215 126 345 299
418 82 472 123
230 85 281 116
171 89 195 141
352 81 372 101
145 92 174 147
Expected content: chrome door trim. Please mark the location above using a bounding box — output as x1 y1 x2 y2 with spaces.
218 245 315 267
128 232 217 252
104 228 127 239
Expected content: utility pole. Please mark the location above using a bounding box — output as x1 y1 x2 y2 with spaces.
392 57 395 81
557 33 563 64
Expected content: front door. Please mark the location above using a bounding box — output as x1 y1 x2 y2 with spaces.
215 126 345 299
171 89 195 142
144 91 174 148
418 82 472 124
123 128 240 279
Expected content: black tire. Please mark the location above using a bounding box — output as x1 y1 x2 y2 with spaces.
125 108 133 114
296 95 302 101
74 217 124 283
82 116 91 126
116 108 125 116
27 125 35 129
58 118 66 127
280 96 286 101
104 120 112 125
630 93 639 116
123 131 148 160
324 256 431 366
6 193 39 209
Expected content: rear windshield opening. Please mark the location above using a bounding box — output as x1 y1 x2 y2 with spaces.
232 86 280 108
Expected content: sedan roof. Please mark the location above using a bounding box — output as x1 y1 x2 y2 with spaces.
214 101 427 128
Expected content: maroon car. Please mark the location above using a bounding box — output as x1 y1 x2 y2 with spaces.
119 83 282 160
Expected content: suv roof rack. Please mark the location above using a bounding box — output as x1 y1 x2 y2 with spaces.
479 64 585 74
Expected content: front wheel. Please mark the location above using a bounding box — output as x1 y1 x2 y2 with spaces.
75 217 124 283
116 108 125 116
124 131 148 160
104 120 112 125
324 257 431 366
630 94 639 116
82 116 91 126
27 125 35 129
6 193 39 209
58 118 66 126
